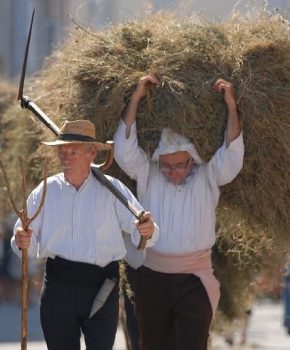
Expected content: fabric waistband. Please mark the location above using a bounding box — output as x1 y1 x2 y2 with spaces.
45 256 119 287
144 248 212 274
143 248 220 319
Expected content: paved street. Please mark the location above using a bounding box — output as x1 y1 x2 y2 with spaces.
211 299 290 350
1 299 290 349
243 300 290 349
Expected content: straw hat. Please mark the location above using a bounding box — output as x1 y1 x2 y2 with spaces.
42 120 111 150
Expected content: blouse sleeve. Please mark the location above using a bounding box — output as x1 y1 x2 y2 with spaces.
114 120 151 201
111 177 159 249
205 132 244 187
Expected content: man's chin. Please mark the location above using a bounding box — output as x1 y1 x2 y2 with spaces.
63 168 76 174
167 178 182 185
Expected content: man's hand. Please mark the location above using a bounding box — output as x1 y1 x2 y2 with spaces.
213 78 241 146
213 78 237 111
131 75 160 103
15 227 32 249
122 75 159 130
135 212 154 238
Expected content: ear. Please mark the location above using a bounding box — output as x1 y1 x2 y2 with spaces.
91 145 98 159
88 145 98 159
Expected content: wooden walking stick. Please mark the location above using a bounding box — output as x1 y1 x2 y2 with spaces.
0 158 47 350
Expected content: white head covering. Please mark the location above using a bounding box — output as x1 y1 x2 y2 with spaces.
152 127 203 164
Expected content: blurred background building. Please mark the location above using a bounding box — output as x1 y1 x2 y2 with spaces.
0 0 289 80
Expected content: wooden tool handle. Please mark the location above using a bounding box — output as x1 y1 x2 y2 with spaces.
137 211 148 250
21 248 29 350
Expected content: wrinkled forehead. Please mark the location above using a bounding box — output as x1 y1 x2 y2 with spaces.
56 143 97 155
57 143 86 151
159 151 190 163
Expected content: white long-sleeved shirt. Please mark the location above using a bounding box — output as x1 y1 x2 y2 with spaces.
114 120 244 254
11 171 159 267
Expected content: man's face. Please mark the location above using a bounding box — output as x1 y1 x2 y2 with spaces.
159 151 194 185
57 143 97 180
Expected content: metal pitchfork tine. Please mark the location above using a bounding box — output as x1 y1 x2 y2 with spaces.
0 157 47 350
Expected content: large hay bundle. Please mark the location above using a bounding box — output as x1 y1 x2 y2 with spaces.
0 80 46 220
0 81 18 218
0 82 16 115
0 81 18 152
222 14 290 242
2 12 289 320
29 13 290 239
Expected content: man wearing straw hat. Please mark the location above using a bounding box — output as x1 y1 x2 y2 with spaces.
114 76 244 350
11 119 159 350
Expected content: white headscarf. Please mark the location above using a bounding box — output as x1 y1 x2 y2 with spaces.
152 127 203 164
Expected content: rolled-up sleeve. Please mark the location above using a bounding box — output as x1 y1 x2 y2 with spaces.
112 177 159 248
206 132 244 187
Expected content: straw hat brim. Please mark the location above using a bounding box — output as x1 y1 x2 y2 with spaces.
41 140 111 150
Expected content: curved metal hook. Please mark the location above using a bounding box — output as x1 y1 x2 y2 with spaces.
93 140 114 172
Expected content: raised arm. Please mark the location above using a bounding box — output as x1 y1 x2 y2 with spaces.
114 75 159 199
123 75 160 137
213 78 241 147
203 79 244 188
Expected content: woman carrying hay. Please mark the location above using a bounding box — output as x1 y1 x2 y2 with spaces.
114 75 244 350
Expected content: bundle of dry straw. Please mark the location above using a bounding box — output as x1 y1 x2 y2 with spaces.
29 12 290 241
0 81 18 218
2 12 290 320
0 81 45 219
0 82 16 115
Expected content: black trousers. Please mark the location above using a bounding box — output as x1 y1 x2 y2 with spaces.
135 266 212 350
40 256 119 350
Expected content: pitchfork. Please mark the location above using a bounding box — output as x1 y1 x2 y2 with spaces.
0 158 47 350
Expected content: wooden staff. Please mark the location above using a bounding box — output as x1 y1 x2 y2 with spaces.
0 158 47 350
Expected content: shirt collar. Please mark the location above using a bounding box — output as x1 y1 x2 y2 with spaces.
58 171 93 190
